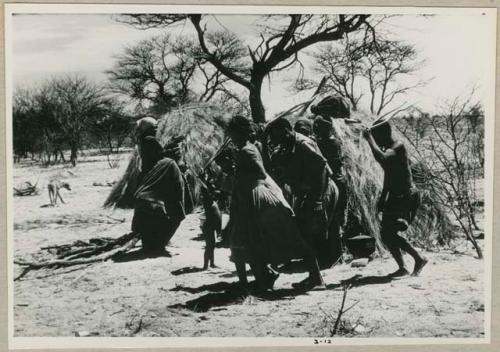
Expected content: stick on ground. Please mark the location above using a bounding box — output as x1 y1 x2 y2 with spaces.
14 232 141 279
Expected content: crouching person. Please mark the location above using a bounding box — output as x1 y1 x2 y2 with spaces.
132 157 186 256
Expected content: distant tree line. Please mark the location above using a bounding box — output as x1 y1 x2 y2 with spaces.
13 75 133 166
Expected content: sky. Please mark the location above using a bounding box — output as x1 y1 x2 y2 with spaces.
9 11 496 117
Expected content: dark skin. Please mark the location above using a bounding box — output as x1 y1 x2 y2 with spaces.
229 127 325 290
264 124 328 288
229 127 274 289
200 183 221 270
363 125 427 277
266 125 328 211
363 128 413 210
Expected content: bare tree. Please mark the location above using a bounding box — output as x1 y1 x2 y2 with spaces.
193 31 248 105
87 98 134 168
119 14 374 122
396 92 484 259
108 32 245 115
13 88 38 161
310 35 366 111
14 77 127 167
305 34 425 116
107 34 198 115
51 75 107 166
13 84 68 164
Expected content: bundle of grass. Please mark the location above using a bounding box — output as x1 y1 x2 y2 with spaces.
104 103 231 209
283 110 453 250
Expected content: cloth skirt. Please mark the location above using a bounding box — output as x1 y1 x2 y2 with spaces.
229 176 313 265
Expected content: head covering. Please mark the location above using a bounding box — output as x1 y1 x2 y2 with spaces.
313 115 333 130
228 115 253 138
294 119 313 137
136 117 158 137
371 121 392 137
267 117 293 133
310 95 350 119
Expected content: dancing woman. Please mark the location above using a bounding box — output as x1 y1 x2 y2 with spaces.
227 115 325 291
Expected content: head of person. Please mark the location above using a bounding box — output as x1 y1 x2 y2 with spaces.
248 121 261 143
294 119 313 138
214 147 236 175
135 117 158 139
371 122 393 148
310 95 350 120
228 115 254 148
313 115 333 140
164 136 184 163
267 117 293 146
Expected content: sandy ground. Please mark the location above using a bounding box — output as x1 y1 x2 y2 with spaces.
11 152 486 338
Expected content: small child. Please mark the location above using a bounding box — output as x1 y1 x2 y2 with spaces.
200 181 222 269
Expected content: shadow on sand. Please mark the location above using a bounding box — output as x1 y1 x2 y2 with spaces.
168 281 309 312
171 266 207 276
325 274 395 290
111 248 172 263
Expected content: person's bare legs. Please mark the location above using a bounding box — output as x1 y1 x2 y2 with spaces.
383 221 427 277
306 256 325 285
235 261 249 289
386 246 409 277
292 254 326 290
382 224 409 277
394 235 427 276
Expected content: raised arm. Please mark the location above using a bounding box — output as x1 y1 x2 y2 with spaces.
363 129 399 163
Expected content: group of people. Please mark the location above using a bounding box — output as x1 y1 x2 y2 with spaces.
130 95 427 293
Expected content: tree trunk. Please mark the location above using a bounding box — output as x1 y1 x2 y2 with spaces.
70 143 78 167
249 74 266 123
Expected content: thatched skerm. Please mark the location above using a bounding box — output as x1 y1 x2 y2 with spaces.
284 110 454 248
104 104 231 209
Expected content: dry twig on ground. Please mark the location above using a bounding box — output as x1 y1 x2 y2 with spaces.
14 232 140 280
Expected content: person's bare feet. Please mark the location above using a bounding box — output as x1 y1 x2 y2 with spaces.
412 257 428 276
388 267 410 278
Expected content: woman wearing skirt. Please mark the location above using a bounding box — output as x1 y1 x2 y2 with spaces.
227 115 325 291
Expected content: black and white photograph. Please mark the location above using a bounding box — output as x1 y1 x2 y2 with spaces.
5 4 496 349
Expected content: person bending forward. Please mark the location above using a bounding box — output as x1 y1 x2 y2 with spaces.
227 115 325 291
132 157 186 255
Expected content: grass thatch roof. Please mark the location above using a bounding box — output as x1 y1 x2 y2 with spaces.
104 103 231 208
105 101 453 250
283 110 454 248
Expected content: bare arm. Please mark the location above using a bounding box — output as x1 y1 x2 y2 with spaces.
363 129 398 163
378 176 389 212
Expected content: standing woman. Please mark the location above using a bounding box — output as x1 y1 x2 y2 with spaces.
227 115 325 291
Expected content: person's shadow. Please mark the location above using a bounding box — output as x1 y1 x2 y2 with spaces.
111 248 172 262
325 273 394 290
168 281 308 312
171 266 206 276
